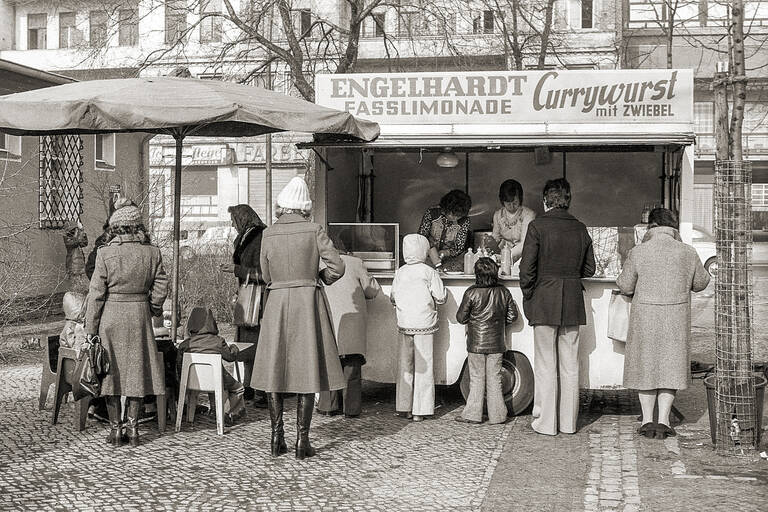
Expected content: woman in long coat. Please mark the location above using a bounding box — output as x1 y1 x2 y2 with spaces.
220 204 267 407
86 198 168 447
250 177 346 459
617 208 710 439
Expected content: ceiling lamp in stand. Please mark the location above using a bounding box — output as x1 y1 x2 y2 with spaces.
436 147 459 168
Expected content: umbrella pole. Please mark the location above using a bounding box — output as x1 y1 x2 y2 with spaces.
266 134 272 225
170 134 184 343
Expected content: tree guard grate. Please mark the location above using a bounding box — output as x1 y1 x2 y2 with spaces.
713 159 757 455
38 135 84 229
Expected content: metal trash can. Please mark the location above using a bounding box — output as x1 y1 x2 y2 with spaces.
704 374 767 447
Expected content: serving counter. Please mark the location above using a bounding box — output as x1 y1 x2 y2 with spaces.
361 272 624 392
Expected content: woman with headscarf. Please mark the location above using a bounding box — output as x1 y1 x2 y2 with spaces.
220 204 268 408
86 198 168 447
250 177 346 459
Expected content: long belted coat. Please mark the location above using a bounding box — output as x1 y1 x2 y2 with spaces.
250 213 347 393
519 208 596 326
85 234 168 397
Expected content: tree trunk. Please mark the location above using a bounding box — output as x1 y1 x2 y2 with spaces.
537 0 555 69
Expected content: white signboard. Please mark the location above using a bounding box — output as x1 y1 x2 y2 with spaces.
315 70 693 126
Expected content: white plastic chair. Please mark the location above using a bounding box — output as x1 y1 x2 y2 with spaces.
175 353 225 436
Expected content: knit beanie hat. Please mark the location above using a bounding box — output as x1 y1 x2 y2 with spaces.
109 197 143 227
277 177 312 211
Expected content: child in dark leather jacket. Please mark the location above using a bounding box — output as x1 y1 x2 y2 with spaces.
455 257 518 424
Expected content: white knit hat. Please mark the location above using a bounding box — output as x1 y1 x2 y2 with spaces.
277 177 312 211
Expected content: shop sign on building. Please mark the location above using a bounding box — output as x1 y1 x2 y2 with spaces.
150 144 233 166
234 141 307 165
315 70 693 126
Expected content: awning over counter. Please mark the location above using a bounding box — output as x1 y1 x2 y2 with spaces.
299 132 695 150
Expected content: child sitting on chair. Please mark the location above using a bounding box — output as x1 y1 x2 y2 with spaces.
177 306 246 425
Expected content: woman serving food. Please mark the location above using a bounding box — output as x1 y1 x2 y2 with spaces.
417 189 472 272
491 179 536 262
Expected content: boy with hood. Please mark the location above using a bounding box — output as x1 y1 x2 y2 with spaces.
391 234 447 421
177 307 246 424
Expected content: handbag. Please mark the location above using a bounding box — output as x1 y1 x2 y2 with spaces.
607 290 632 342
233 272 262 327
72 335 110 400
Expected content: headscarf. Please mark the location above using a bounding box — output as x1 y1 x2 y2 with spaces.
186 306 219 337
228 204 266 234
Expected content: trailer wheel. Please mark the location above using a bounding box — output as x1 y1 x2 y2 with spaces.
459 350 534 416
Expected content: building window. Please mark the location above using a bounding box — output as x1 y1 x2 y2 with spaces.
694 102 714 134
200 0 222 43
39 135 84 229
119 9 139 46
373 13 385 37
753 184 768 211
89 11 108 47
299 9 312 36
473 10 494 34
94 134 116 170
27 14 47 49
0 132 22 160
59 12 81 49
181 166 218 217
165 0 188 44
581 0 593 29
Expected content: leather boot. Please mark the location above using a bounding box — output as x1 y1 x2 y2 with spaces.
105 396 124 447
268 393 288 457
295 393 316 460
125 397 142 447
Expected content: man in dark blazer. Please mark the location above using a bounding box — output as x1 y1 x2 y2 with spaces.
519 178 596 435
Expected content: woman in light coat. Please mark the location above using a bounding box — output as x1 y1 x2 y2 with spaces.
86 198 168 447
250 177 346 459
617 208 710 439
316 242 381 418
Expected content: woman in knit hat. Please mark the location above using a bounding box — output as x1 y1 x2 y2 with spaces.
220 204 268 408
250 176 346 459
86 197 169 447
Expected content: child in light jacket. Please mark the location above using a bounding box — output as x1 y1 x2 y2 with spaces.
391 233 447 421
456 257 518 424
177 307 245 425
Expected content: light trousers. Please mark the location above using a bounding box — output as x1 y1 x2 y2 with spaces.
462 352 507 424
531 325 580 435
396 333 435 416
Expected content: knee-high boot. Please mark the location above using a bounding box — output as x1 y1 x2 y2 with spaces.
296 393 316 460
125 397 142 447
268 393 287 457
105 396 123 447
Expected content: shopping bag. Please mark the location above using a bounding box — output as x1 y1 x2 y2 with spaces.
607 290 632 342
72 336 109 400
233 273 262 327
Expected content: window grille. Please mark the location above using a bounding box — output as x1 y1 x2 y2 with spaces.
38 135 84 229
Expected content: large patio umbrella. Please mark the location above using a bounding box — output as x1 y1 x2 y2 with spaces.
0 76 379 342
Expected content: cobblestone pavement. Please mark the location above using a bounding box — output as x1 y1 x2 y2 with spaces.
3 362 768 511
1 364 511 511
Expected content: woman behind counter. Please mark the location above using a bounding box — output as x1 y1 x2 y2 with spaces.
492 179 536 262
417 189 472 272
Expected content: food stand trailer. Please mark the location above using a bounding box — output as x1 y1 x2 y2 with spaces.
305 69 695 414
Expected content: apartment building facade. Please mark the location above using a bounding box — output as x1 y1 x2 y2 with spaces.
623 0 768 233
0 0 622 236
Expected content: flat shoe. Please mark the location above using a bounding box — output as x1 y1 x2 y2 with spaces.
455 416 481 424
637 422 656 438
412 415 424 422
394 412 413 419
656 424 676 439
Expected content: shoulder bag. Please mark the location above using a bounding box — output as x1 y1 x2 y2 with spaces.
234 272 262 327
